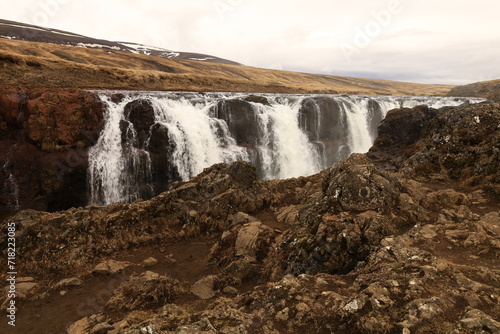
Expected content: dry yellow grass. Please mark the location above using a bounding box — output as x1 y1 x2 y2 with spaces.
448 79 500 101
0 38 454 95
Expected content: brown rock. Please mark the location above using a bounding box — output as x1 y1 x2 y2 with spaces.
142 257 159 268
67 317 90 334
92 260 131 275
322 154 401 212
0 89 105 211
276 205 300 226
235 222 264 257
232 212 259 226
0 89 28 128
55 277 83 289
15 282 39 297
191 276 216 300
90 322 114 334
26 89 104 150
224 258 258 281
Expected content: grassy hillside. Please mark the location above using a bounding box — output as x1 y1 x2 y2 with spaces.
448 79 500 101
0 38 454 95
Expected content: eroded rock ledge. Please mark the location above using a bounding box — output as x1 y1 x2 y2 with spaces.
0 88 104 211
0 102 499 334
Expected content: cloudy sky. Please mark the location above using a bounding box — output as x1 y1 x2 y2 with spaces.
2 0 499 85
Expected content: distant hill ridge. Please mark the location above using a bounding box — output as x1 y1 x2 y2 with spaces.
0 19 455 95
448 79 500 101
0 18 241 65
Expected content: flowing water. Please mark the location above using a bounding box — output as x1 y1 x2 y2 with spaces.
88 92 485 205
2 146 20 210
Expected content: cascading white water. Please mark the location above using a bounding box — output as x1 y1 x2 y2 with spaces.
88 95 154 205
253 98 322 179
3 166 19 210
88 96 131 205
338 97 373 154
89 93 250 205
2 146 20 210
149 97 248 181
88 92 486 206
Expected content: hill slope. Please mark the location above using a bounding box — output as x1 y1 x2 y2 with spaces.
0 18 455 96
0 19 240 65
448 79 500 101
0 37 454 95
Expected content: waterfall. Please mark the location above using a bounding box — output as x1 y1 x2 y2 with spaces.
338 97 373 153
252 98 322 179
148 97 248 181
2 147 20 210
88 95 154 205
88 92 485 205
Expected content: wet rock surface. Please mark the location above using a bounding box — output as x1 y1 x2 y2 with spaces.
0 102 499 333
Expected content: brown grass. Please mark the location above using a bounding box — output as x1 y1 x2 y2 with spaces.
106 275 183 311
0 38 454 95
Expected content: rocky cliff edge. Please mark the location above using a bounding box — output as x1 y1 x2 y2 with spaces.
0 102 499 334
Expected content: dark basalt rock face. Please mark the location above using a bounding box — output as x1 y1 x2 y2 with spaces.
211 99 261 147
366 99 385 139
371 105 437 149
123 99 156 148
299 97 350 164
260 154 407 278
0 88 104 211
369 102 500 194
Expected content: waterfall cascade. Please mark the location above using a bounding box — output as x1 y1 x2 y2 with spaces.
2 146 20 210
89 92 485 205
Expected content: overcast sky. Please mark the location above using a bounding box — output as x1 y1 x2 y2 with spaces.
2 0 499 85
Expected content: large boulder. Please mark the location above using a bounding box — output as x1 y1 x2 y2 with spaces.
369 103 500 194
371 105 437 150
322 154 401 213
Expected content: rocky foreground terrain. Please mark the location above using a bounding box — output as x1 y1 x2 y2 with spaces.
0 102 499 334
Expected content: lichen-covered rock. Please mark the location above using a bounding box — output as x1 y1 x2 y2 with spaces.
322 154 401 213
370 103 500 194
234 222 273 257
67 317 90 334
446 307 500 333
